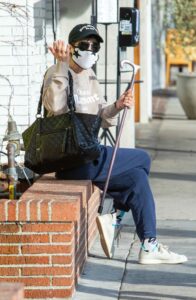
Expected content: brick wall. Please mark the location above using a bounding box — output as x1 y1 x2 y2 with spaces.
0 0 54 160
0 175 100 299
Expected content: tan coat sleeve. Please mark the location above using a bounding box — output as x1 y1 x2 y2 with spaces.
100 103 121 128
42 62 69 115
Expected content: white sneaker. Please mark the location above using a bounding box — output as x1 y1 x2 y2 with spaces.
138 243 188 264
96 213 116 258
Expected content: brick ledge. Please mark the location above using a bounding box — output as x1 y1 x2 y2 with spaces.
0 174 100 299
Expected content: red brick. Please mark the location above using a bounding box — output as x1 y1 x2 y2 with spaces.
18 199 28 221
52 255 73 265
0 200 6 222
52 185 87 206
0 224 20 233
0 256 49 265
25 288 73 299
0 234 49 244
7 200 17 221
51 198 80 222
21 244 73 254
22 266 73 276
29 199 40 221
0 277 50 286
36 177 92 199
51 233 72 243
22 277 50 286
60 179 92 199
0 246 19 254
40 199 49 221
52 276 74 286
22 223 74 233
22 234 49 243
23 181 86 205
0 179 100 299
0 268 19 276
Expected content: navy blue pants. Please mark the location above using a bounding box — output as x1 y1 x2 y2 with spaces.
56 146 156 241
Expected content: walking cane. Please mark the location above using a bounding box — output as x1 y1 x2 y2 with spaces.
98 60 140 214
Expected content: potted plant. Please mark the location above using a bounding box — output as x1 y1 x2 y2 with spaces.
164 0 196 119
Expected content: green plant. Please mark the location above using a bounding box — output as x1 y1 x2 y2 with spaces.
164 0 196 48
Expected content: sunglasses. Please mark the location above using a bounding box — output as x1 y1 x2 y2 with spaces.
74 41 100 53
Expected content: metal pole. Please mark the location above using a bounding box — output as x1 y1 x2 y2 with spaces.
116 4 121 138
116 46 121 138
7 143 18 200
91 0 97 73
104 24 108 102
91 0 97 27
52 0 57 64
52 0 57 41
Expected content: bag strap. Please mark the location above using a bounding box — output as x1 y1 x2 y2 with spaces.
36 69 76 116
67 70 76 112
37 81 44 116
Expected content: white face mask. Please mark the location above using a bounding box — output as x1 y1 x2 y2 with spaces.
72 48 98 69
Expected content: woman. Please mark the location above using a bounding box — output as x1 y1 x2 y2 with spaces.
42 23 187 264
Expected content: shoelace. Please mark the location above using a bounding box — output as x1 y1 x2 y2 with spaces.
158 243 171 253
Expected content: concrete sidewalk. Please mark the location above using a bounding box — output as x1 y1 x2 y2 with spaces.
73 95 196 300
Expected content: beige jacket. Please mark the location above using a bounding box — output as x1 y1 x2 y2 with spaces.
42 61 121 127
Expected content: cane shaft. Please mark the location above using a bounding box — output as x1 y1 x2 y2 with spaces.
98 64 138 214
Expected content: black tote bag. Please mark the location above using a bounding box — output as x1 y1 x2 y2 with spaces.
22 71 102 174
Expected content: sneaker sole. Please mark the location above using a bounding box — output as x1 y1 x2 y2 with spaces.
96 216 113 259
139 257 188 264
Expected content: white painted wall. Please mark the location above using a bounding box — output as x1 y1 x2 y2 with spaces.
0 0 54 162
140 0 152 122
151 0 166 90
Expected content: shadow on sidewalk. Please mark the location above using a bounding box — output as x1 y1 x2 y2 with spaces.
119 291 196 300
76 285 119 299
156 226 196 239
137 146 196 154
150 171 196 182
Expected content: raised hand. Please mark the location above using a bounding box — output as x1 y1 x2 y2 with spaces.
48 40 70 63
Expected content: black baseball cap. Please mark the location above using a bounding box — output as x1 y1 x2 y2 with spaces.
68 24 103 44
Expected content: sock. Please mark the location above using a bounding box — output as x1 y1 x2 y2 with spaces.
141 237 158 252
111 208 125 227
116 209 125 225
